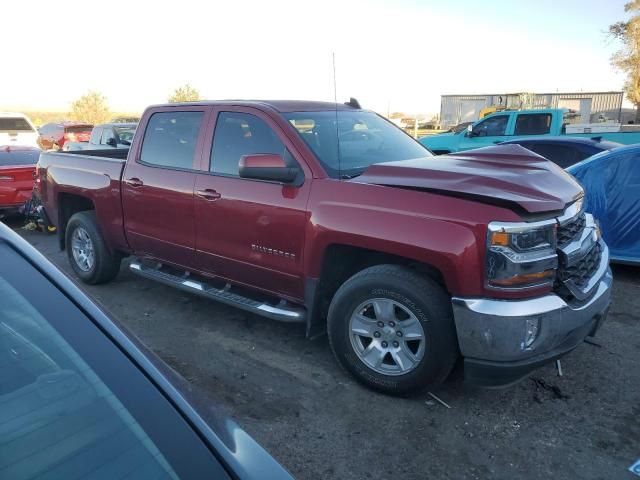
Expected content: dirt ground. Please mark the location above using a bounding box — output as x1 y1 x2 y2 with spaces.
12 224 640 480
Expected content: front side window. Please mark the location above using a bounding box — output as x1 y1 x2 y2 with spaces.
285 110 430 178
210 112 286 176
0 245 227 479
140 111 203 169
514 113 552 135
473 115 509 137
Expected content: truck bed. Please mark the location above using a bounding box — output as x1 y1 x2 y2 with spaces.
37 149 129 252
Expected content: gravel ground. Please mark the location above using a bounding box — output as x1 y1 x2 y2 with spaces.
11 224 640 480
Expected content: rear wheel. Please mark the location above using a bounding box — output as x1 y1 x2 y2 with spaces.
327 264 458 396
66 211 121 284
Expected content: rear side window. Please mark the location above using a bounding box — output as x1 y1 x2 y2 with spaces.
210 112 287 176
525 143 580 168
0 118 33 132
514 114 552 135
90 127 103 144
140 112 203 169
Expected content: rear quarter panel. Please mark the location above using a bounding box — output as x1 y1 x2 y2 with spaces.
38 151 128 251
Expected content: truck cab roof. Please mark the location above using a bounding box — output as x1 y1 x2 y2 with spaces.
148 100 363 113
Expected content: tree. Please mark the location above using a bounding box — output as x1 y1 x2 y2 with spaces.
609 1 640 122
70 91 111 124
168 84 201 103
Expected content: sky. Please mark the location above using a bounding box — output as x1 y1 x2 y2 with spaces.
0 0 632 115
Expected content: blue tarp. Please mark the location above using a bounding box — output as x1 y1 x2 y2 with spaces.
567 144 640 265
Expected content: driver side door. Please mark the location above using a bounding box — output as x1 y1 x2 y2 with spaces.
193 108 312 301
458 114 512 151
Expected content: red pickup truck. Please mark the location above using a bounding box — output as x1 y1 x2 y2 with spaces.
37 100 612 395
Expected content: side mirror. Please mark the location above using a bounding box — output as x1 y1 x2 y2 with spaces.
105 137 117 147
466 124 474 137
239 154 299 183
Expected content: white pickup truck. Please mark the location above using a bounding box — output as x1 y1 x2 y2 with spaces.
0 113 39 148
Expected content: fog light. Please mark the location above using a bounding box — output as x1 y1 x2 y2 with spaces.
524 317 540 349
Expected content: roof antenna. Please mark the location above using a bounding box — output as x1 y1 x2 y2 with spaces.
333 52 342 180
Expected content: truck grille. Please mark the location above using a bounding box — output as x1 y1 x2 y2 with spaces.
558 242 601 289
557 212 586 247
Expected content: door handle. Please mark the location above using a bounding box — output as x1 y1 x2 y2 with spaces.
196 188 221 201
125 177 143 187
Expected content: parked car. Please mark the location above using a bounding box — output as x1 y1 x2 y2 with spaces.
420 108 640 154
0 146 39 217
63 122 138 151
567 144 640 265
0 112 39 148
0 221 293 480
36 100 612 395
37 122 93 151
498 137 622 168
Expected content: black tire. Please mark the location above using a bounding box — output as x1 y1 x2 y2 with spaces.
65 211 121 284
327 264 458 396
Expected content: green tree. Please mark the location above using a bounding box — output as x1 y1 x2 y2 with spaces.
609 1 640 122
69 91 111 124
168 84 201 103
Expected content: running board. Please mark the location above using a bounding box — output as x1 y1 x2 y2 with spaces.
129 261 306 323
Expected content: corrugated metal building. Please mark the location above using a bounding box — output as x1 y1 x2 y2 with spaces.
440 91 624 128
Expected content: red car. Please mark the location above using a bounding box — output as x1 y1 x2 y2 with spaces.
37 122 93 150
0 145 39 216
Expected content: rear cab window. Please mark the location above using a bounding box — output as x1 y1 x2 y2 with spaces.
0 118 34 132
139 111 204 170
514 113 552 135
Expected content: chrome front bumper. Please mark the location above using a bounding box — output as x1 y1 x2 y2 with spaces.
452 256 612 386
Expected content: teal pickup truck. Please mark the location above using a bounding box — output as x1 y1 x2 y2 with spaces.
420 108 640 154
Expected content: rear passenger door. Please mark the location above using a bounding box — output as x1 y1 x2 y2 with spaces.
193 107 312 301
122 107 209 269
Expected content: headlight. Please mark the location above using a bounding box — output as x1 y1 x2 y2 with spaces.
486 221 558 290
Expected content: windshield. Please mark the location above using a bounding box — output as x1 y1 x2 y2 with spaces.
0 117 34 132
285 111 432 178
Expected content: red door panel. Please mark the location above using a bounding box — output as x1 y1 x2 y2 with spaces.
194 175 310 300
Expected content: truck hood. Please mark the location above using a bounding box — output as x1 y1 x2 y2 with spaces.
354 145 583 214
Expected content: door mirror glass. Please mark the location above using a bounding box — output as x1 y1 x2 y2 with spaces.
239 154 298 183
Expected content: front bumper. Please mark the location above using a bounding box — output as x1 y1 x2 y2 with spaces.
452 267 612 387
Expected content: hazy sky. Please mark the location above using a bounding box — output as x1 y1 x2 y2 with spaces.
1 0 631 114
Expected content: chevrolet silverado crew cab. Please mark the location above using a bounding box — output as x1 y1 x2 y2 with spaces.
37 100 612 395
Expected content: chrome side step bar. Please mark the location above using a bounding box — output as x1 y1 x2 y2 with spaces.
129 261 306 323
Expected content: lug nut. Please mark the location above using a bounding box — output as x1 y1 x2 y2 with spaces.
381 341 388 348
374 331 381 338
393 341 399 348
377 321 384 328
389 321 396 327
396 331 403 337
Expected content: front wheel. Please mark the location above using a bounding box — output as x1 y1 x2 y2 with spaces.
327 265 458 396
66 211 121 284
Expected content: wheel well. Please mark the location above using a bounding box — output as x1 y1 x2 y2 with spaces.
306 244 447 337
57 193 95 250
